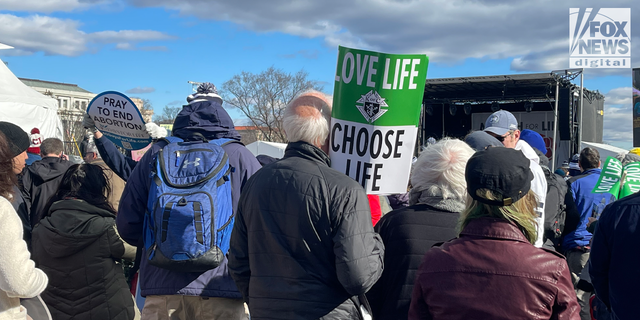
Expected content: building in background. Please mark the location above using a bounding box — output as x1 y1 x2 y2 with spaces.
235 126 267 145
20 78 95 115
20 78 154 156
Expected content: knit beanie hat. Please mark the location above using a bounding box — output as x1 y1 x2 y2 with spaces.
28 127 43 154
186 82 223 104
519 129 547 155
0 122 30 157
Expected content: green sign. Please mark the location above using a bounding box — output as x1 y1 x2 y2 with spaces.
592 157 623 198
329 46 428 194
620 162 640 197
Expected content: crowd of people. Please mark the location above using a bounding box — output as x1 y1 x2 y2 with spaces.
0 83 638 320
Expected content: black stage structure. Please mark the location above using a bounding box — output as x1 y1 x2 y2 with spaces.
420 70 604 170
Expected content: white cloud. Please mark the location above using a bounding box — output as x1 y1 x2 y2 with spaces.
127 0 636 70
605 87 633 106
0 14 175 56
90 30 174 43
0 0 102 13
126 86 156 94
603 87 634 146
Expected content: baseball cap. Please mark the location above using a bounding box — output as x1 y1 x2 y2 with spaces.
484 110 518 136
465 147 533 206
464 131 503 151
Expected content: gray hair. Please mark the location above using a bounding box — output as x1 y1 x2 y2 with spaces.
282 90 332 146
410 138 475 203
615 152 640 166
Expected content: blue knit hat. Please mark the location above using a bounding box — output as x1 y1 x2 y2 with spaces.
519 129 547 154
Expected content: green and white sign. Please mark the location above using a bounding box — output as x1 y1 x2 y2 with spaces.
329 46 428 194
620 162 640 198
592 157 623 198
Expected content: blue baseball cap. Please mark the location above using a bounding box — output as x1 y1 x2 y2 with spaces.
484 110 518 136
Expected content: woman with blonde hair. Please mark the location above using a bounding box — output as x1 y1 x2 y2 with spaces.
367 138 474 320
409 147 579 320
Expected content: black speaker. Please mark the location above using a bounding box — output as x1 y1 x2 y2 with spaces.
558 88 571 141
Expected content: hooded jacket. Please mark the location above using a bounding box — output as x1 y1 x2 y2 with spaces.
31 199 134 320
115 99 261 298
20 156 73 228
228 141 384 320
515 140 547 247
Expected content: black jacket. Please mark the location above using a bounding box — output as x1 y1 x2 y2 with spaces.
228 141 385 320
590 191 640 320
367 201 460 320
21 156 72 227
32 199 134 320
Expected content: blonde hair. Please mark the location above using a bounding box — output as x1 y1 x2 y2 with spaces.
459 189 539 244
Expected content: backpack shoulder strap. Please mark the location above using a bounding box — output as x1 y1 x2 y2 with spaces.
209 138 244 148
159 136 183 145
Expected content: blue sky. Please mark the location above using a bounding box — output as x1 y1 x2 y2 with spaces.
0 0 637 149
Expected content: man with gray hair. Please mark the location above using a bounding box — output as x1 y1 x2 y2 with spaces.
228 90 385 320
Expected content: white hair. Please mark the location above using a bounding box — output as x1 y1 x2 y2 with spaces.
282 90 332 146
410 138 474 201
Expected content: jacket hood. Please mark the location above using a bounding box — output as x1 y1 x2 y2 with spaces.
28 157 73 182
515 140 541 168
35 199 115 258
172 100 242 141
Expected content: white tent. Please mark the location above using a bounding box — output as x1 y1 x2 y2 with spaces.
581 141 628 160
0 58 64 140
246 140 287 159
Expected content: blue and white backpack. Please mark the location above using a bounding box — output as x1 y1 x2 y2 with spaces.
144 135 236 272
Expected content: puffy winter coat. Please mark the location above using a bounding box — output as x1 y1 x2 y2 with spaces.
32 199 135 320
20 156 72 227
409 217 580 320
366 200 460 320
228 141 385 320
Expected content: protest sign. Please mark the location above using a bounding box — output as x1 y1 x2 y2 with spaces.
87 91 151 150
620 162 640 197
592 157 623 198
330 46 428 194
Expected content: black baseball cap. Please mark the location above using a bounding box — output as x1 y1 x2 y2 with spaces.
465 147 533 206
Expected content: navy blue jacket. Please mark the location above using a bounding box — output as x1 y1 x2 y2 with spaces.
590 192 640 319
562 168 615 250
94 135 137 182
116 100 261 298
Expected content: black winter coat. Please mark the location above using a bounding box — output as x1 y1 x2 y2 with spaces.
366 202 460 320
32 199 134 320
228 141 385 320
20 156 72 227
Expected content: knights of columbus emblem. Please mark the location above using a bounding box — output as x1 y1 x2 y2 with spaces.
356 90 388 123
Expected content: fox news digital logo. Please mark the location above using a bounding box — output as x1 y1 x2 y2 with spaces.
570 8 631 68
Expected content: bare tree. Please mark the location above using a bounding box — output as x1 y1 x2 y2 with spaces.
221 67 323 143
154 106 181 124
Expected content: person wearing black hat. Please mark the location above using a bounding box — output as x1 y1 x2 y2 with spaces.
0 122 33 246
408 147 579 320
